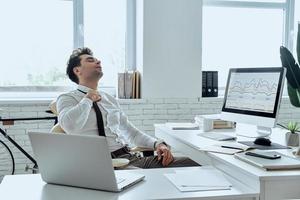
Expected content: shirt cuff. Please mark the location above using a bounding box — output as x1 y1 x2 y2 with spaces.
153 139 170 149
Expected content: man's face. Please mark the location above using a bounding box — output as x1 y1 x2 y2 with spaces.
74 54 103 82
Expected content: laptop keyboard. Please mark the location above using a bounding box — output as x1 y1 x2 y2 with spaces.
116 177 125 184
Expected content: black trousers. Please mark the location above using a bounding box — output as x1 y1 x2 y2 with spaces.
112 148 200 169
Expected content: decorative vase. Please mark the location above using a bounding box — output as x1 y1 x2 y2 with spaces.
285 132 299 147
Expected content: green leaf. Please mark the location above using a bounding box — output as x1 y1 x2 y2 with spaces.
280 46 300 88
287 83 300 107
287 121 299 133
297 23 300 66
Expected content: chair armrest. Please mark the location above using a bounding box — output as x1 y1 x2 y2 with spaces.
130 147 154 157
130 146 153 152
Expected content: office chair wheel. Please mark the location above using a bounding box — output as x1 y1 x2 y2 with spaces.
0 140 15 181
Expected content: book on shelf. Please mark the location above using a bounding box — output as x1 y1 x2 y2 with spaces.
124 71 134 99
134 71 141 98
118 73 125 99
118 71 141 99
201 142 252 155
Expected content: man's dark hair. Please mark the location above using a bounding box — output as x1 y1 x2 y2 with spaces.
66 47 93 84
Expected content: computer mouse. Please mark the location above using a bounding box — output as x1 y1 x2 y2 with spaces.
254 137 272 146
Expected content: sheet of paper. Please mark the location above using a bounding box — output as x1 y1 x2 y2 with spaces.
201 142 251 155
164 167 232 192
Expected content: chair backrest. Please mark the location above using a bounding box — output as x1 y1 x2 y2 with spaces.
49 100 65 134
50 123 65 133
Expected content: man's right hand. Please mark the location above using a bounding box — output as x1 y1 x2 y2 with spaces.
85 90 101 102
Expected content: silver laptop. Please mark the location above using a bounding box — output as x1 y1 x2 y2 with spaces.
28 132 145 192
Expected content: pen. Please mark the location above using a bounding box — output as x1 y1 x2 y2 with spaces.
221 145 243 150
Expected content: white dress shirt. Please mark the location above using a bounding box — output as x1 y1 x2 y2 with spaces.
56 85 157 152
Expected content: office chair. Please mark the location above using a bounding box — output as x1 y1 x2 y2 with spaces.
49 100 154 157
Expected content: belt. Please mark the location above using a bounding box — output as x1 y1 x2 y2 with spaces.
111 146 131 158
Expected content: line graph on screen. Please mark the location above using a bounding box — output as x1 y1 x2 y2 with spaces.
225 72 280 113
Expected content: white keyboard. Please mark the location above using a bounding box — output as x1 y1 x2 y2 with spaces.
199 132 236 141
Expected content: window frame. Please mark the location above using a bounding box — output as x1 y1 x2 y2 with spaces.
202 0 295 95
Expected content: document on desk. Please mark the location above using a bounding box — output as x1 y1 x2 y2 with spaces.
201 142 252 155
164 167 232 192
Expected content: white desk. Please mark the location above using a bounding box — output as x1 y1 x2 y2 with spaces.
0 167 258 200
155 124 300 200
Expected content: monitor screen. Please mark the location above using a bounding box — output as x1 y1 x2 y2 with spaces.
221 67 286 134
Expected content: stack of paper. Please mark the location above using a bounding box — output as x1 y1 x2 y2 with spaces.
195 114 236 131
164 167 232 192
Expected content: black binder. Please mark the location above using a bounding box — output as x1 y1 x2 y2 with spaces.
202 71 218 97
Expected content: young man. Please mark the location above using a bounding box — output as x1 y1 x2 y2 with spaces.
56 47 199 168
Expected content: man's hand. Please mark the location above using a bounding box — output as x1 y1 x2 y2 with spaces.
85 90 101 102
156 143 174 166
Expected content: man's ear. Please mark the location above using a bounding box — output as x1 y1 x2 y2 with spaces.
73 66 81 75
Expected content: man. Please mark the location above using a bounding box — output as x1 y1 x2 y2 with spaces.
57 47 199 168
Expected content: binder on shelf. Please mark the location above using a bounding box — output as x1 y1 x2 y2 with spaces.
118 73 125 99
202 71 207 97
118 71 141 99
212 71 218 96
202 71 218 97
124 71 134 99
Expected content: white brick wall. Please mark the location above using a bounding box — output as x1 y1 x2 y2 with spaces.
0 97 299 176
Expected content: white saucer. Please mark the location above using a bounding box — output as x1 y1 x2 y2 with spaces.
112 158 130 168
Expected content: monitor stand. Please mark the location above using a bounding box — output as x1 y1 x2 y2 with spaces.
237 126 272 138
256 126 272 138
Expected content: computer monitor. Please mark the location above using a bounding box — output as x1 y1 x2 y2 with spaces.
221 67 286 137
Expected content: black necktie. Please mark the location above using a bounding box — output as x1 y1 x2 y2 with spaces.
77 89 106 137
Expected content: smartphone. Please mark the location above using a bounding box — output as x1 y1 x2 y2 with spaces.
245 151 281 160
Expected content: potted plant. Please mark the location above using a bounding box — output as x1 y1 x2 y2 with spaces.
285 122 300 147
280 22 300 151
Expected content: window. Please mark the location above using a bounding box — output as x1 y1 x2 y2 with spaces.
202 0 292 94
84 0 126 88
293 1 300 55
0 0 73 89
0 0 126 99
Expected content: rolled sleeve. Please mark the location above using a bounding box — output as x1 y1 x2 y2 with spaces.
119 110 157 149
105 94 157 149
57 94 93 133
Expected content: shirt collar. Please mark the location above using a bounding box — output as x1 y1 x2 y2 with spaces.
77 85 93 94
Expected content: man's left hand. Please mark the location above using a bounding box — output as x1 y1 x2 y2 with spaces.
156 143 174 166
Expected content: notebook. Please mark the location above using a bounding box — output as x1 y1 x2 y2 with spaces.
235 150 300 170
201 142 252 155
28 132 145 192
